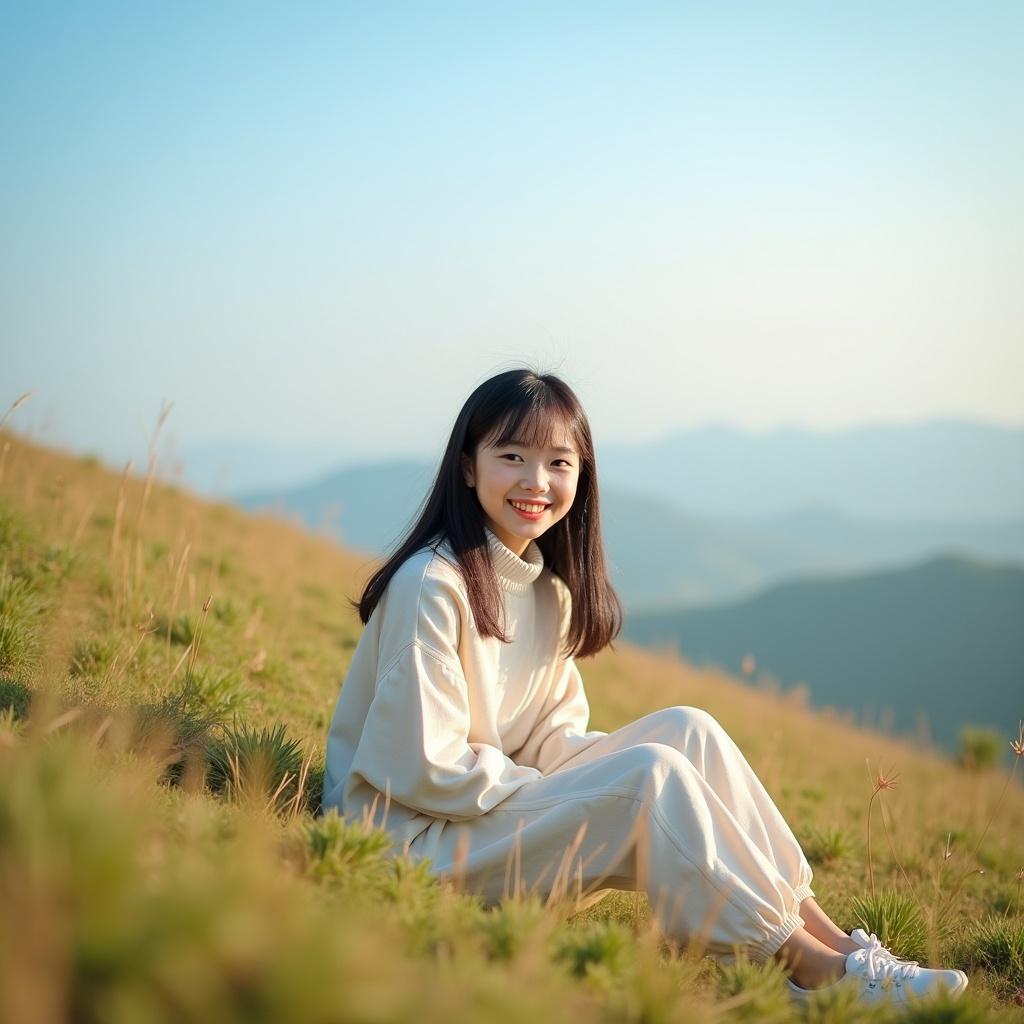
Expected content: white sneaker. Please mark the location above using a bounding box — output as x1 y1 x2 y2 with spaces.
849 928 969 990
851 928 911 961
785 943 969 1008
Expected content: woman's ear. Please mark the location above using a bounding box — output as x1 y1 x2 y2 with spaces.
460 452 475 488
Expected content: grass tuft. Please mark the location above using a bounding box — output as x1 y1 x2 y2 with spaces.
154 611 195 647
848 889 927 962
957 726 1004 771
804 824 856 867
302 807 396 889
206 717 305 813
0 501 30 557
127 676 225 787
0 569 45 675
553 918 635 980
0 678 32 720
957 916 1024 998
899 993 1015 1022
715 954 797 1022
0 616 39 676
474 895 553 964
182 664 248 718
68 634 120 680
800 981 875 1023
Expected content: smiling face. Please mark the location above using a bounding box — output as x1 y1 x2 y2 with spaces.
461 422 581 557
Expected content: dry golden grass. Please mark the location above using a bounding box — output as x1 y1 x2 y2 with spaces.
3 421 1021 865
2 419 1023 1017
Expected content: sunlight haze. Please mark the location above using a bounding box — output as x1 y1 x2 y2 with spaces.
2 2 1022 466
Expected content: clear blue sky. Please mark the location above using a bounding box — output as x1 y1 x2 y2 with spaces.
2 1 1022 470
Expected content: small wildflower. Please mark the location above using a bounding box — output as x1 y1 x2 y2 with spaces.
865 760 901 900
1011 720 1023 758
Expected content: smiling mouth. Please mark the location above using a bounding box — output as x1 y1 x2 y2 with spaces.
507 500 550 514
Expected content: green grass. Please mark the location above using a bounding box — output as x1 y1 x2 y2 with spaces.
715 955 796 1023
958 725 1005 772
205 718 308 814
1 429 1023 1022
804 824 857 867
0 676 32 719
848 889 928 962
957 916 1024 999
0 567 45 674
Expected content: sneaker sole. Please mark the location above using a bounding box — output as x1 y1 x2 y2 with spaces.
785 971 969 1006
890 970 970 1003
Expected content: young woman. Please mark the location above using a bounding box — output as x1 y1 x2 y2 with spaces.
321 367 968 1009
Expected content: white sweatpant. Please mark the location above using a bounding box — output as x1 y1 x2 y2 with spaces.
403 705 815 965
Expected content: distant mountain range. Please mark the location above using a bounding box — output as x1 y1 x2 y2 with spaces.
622 554 1024 756
198 419 1024 522
238 459 436 556
177 439 366 494
237 460 1024 609
603 490 1024 610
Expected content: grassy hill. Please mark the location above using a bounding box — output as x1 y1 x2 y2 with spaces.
2 426 1023 1021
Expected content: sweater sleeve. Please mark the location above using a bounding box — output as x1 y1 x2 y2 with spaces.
513 655 609 775
346 571 543 821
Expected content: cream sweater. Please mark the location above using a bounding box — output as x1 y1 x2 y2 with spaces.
321 525 608 847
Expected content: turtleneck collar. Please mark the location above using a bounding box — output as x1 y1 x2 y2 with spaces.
484 525 544 594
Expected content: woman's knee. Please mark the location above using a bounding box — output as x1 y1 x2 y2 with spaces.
624 741 694 790
665 704 723 740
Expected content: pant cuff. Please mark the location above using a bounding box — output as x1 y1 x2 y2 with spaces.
746 908 806 964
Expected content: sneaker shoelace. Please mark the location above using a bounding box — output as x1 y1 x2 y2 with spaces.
851 936 921 987
851 929 920 968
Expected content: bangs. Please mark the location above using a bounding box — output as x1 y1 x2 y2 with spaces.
488 400 580 453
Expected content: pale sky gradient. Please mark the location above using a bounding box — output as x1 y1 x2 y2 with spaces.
2 2 1022 467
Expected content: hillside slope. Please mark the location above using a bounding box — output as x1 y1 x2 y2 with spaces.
3 428 1023 1018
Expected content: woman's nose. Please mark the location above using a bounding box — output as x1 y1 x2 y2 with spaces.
520 465 549 489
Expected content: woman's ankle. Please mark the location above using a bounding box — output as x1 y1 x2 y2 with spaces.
790 950 847 991
830 933 859 956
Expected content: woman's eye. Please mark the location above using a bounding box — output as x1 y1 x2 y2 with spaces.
500 453 573 468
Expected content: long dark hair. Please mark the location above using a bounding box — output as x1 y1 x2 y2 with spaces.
350 367 622 659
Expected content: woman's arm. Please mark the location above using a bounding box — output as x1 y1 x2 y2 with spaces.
510 655 608 775
346 571 542 821
510 574 608 775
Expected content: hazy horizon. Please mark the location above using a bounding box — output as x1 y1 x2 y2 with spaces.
6 409 1021 513
3 3 1022 465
